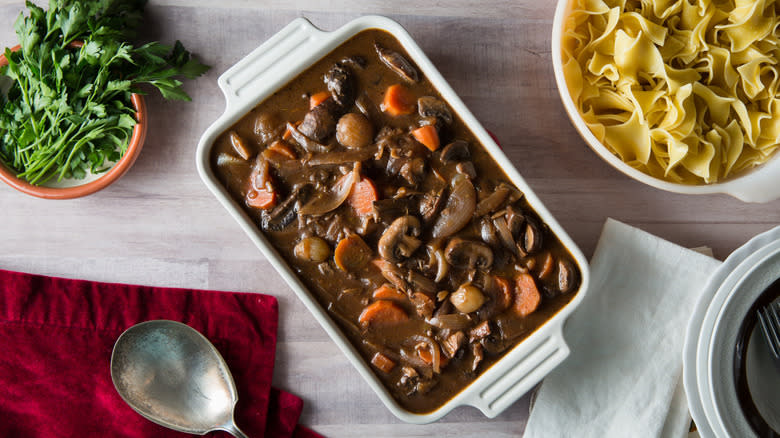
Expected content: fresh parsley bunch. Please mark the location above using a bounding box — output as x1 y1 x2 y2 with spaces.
0 0 209 185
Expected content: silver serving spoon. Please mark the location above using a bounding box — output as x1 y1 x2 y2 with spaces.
111 320 249 438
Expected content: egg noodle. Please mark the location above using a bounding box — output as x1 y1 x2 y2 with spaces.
562 0 780 184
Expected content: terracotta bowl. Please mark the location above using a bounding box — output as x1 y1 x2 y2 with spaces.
0 44 147 199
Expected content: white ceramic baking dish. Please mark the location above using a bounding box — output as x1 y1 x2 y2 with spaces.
551 0 780 203
196 15 590 423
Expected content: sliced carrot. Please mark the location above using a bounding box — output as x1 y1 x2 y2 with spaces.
358 300 408 327
492 275 513 313
513 272 541 317
538 252 555 280
246 188 277 210
381 84 415 116
372 284 407 302
334 234 373 272
282 120 301 141
348 176 378 216
309 91 331 109
371 352 396 373
265 140 297 160
411 125 440 151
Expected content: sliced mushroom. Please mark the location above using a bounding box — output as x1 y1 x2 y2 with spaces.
429 245 448 282
456 161 477 179
476 275 512 320
417 96 453 126
418 116 438 128
355 92 382 124
493 215 518 256
479 217 501 247
440 140 470 163
444 238 493 270
374 42 419 83
324 62 355 107
506 206 526 237
431 174 477 239
523 218 544 255
557 259 577 294
378 215 422 263
480 335 513 355
298 100 339 143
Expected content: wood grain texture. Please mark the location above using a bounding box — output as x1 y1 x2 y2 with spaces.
0 1 778 436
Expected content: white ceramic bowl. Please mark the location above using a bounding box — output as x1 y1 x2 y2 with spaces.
707 247 780 437
196 15 590 423
551 0 780 203
683 225 780 437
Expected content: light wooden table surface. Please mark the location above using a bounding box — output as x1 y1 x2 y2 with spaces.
1 1 778 437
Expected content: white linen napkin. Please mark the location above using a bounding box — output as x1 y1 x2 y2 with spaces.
523 218 721 438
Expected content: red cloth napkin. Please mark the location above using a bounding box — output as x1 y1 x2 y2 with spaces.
0 268 323 438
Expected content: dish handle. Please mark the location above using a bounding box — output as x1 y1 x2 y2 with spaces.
468 326 570 418
217 17 327 112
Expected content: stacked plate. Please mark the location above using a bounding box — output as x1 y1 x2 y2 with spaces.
683 227 780 437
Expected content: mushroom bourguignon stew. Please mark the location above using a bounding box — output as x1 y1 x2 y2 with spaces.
212 29 582 414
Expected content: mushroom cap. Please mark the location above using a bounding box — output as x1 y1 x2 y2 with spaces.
378 215 422 263
444 238 494 270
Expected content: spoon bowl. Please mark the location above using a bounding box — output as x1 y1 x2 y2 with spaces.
111 320 248 437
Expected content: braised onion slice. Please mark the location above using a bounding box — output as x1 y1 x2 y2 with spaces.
306 145 378 166
298 170 356 216
474 183 511 217
400 347 430 369
216 153 244 167
426 313 473 331
410 334 441 374
431 174 476 239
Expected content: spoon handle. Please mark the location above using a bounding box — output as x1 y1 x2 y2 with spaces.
224 422 250 438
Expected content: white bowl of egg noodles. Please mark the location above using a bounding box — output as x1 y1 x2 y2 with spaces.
552 0 780 202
